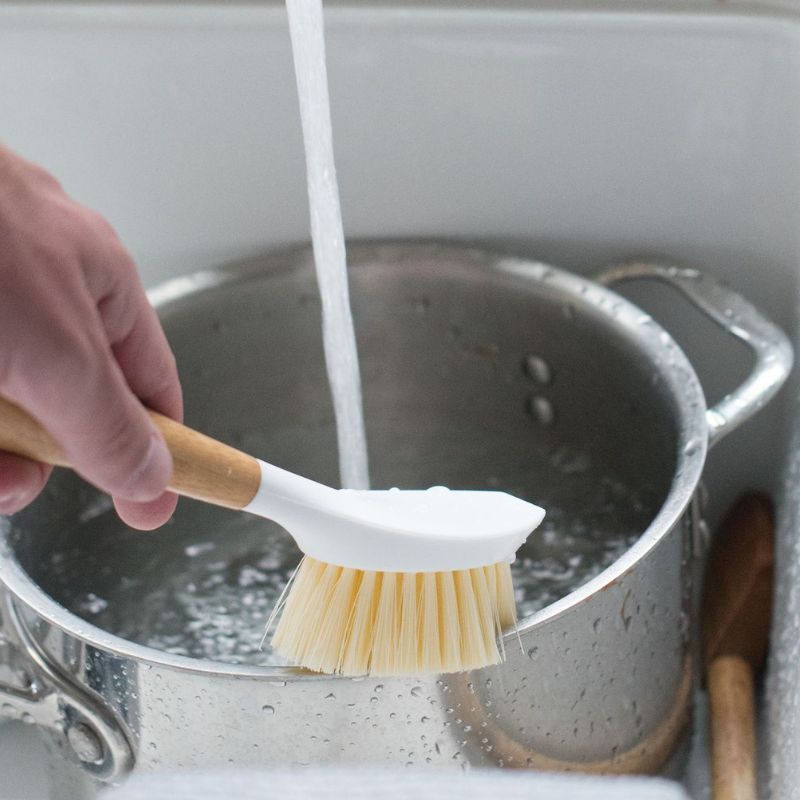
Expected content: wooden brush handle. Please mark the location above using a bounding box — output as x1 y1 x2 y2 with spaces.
709 654 757 800
0 395 261 510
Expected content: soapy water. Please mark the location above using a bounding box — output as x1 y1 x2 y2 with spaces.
286 0 370 490
74 472 647 667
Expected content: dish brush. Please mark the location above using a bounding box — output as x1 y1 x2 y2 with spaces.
0 396 545 676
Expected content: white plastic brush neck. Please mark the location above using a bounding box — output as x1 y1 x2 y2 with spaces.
243 461 543 573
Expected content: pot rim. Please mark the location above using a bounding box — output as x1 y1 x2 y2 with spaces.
0 240 709 679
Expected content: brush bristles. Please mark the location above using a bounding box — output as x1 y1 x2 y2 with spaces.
270 557 517 676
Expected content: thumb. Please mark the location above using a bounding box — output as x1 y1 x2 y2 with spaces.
45 364 172 503
68 366 173 502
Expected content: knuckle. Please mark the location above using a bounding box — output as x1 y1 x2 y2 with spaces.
46 199 87 245
84 207 106 227
84 209 122 246
96 237 137 293
112 251 138 289
52 206 120 268
32 160 61 187
23 160 63 193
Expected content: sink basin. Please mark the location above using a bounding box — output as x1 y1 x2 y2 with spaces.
1 2 799 797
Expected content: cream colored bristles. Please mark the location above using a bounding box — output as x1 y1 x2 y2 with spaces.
270 556 518 676
437 571 461 672
339 570 379 675
419 573 439 672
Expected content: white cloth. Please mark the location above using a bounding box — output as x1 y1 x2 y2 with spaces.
104 767 690 800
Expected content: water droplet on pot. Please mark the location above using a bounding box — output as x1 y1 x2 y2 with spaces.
523 354 552 385
683 438 700 457
527 396 554 427
262 705 275 715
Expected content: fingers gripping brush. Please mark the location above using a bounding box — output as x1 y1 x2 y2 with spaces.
0 397 545 676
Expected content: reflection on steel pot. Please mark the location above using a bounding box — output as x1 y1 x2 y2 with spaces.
0 243 792 783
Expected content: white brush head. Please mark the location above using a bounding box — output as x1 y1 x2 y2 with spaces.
245 462 545 572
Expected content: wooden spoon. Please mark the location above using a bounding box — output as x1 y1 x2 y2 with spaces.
702 492 774 800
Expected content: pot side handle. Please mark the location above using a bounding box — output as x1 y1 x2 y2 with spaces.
0 590 133 781
593 261 793 448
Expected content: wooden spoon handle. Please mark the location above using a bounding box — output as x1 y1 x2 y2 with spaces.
0 395 261 511
709 654 757 800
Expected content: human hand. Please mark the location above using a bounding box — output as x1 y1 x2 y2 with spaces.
0 144 182 529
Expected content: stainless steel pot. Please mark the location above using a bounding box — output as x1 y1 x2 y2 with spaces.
0 243 791 784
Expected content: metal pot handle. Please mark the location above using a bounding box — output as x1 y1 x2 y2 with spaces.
0 590 133 781
594 261 793 447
